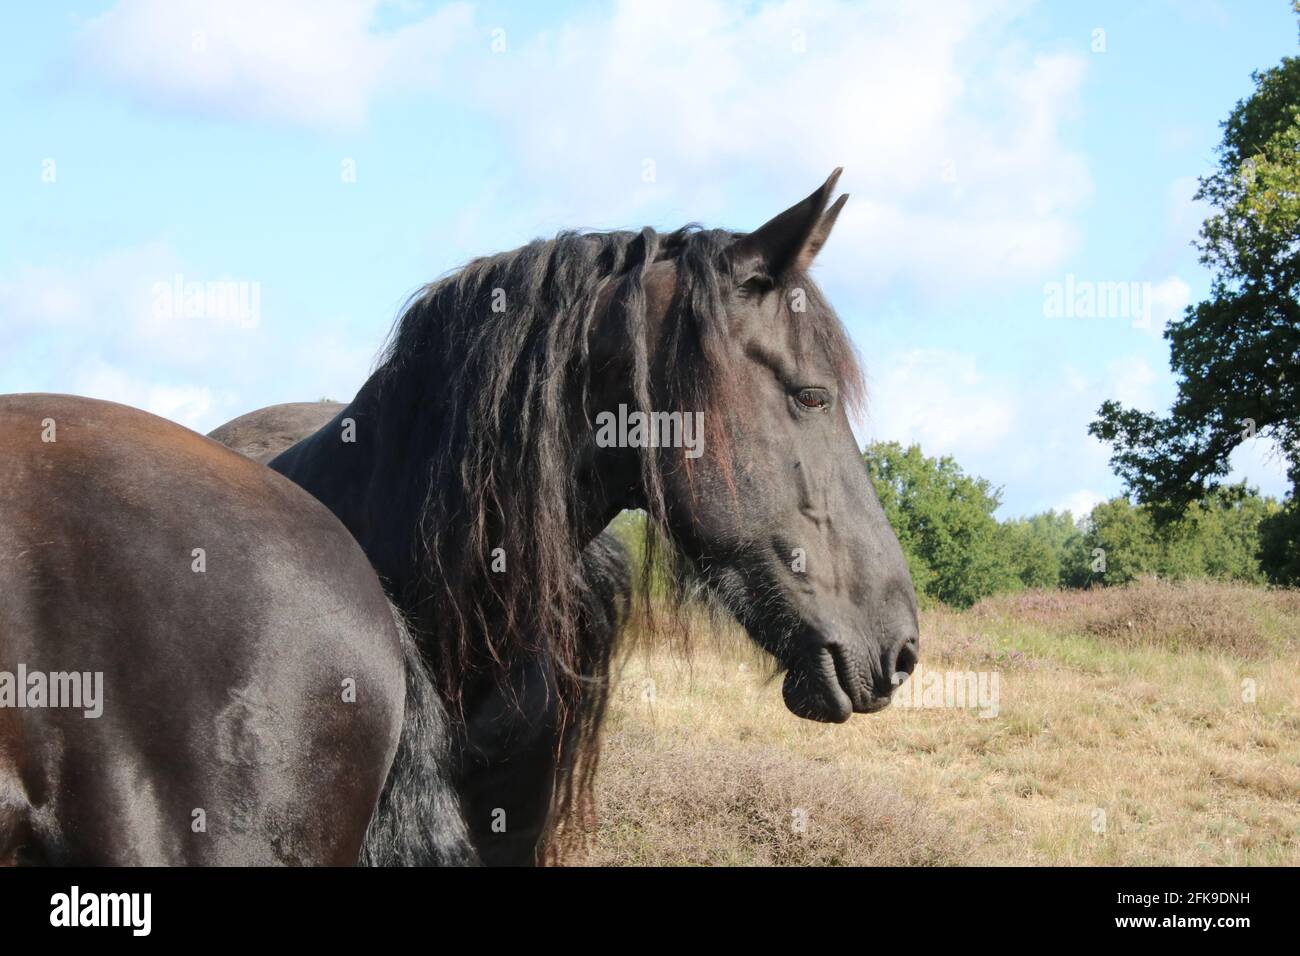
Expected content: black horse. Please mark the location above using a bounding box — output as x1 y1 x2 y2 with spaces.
217 169 920 864
210 402 629 865
0 394 472 865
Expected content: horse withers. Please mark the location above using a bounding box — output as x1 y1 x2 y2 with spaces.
0 394 471 865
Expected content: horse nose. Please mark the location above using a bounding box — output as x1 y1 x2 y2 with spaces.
879 627 919 694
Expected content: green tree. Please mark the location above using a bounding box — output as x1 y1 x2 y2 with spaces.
1080 485 1272 585
1086 498 1161 585
865 442 1018 607
1260 498 1300 582
1189 484 1273 582
1091 9 1300 560
1003 510 1081 589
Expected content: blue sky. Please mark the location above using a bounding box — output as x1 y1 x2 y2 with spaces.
1 0 1296 517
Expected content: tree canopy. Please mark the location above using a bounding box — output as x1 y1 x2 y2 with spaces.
1091 9 1300 522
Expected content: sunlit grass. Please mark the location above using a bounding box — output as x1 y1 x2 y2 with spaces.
572 580 1300 866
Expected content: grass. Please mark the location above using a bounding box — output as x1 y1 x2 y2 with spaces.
568 579 1300 866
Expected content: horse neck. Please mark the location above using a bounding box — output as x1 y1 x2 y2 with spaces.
273 344 636 619
269 375 419 591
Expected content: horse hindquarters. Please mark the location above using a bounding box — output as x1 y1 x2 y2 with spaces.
0 394 439 865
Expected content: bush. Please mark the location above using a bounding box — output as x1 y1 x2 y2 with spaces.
972 577 1300 658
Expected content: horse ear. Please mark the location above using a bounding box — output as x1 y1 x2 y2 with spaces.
801 192 848 268
729 168 846 279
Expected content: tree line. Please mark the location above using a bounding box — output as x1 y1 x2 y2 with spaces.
866 441 1290 609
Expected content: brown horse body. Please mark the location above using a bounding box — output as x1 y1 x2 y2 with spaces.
0 394 469 864
209 401 346 464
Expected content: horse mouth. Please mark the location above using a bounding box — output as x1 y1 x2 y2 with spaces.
780 644 891 723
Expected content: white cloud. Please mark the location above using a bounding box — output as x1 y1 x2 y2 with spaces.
1104 355 1159 411
72 357 216 429
1167 174 1207 242
467 0 1091 292
1146 274 1191 335
862 348 1017 457
40 0 1107 487
69 0 474 130
68 0 1092 291
1226 435 1292 500
294 330 378 402
1062 366 1089 393
1055 488 1104 519
0 240 287 431
0 240 267 368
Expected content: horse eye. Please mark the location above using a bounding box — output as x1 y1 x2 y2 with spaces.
796 388 829 409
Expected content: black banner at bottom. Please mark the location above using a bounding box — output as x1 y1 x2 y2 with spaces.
0 866 1281 942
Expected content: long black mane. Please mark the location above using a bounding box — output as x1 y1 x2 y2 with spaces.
369 224 863 719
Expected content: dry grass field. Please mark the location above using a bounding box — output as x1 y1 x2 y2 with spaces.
570 579 1300 866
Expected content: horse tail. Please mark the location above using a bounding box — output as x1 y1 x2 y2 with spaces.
360 605 478 866
0 776 41 865
545 530 633 862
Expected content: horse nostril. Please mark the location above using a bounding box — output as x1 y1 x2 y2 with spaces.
885 633 919 687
